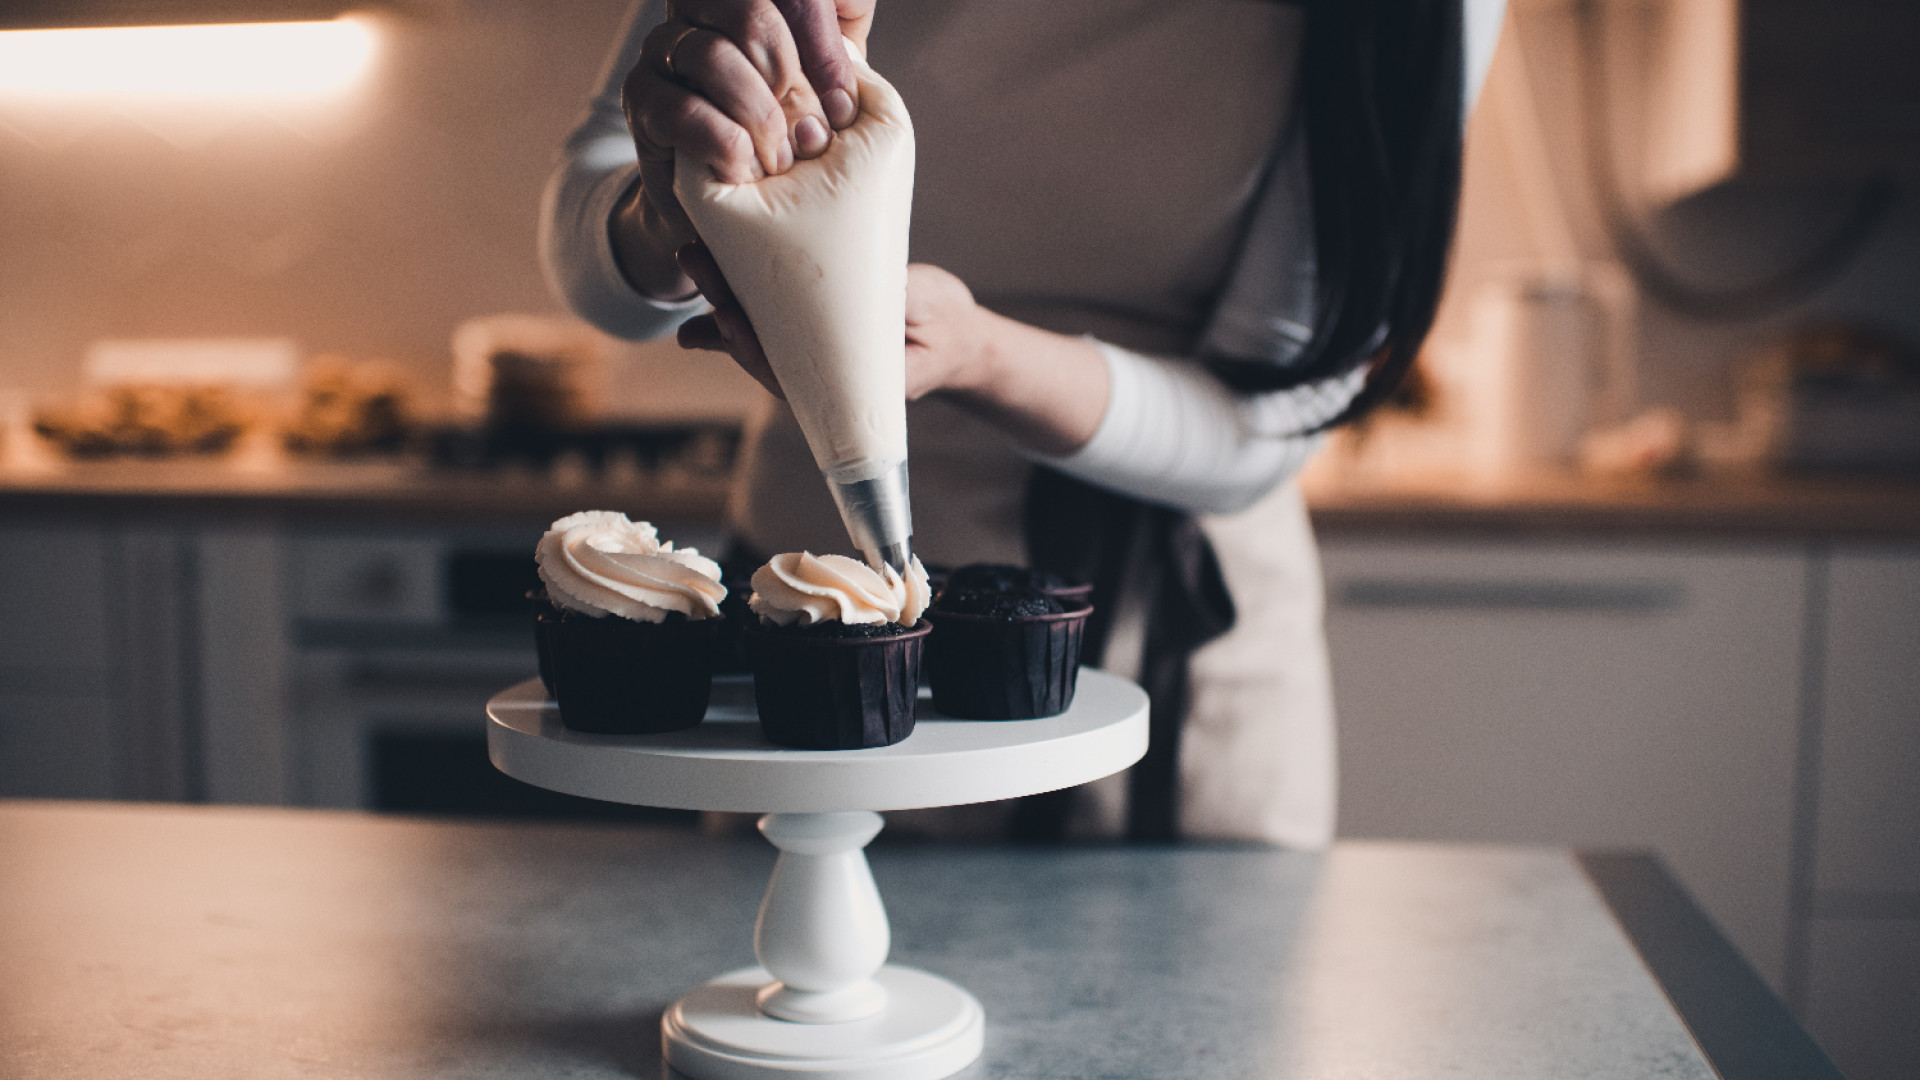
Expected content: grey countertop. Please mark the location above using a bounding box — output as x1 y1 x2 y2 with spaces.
0 801 1833 1079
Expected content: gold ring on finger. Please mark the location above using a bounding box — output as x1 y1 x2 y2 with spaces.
661 24 700 81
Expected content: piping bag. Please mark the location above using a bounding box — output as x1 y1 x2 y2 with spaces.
674 41 916 575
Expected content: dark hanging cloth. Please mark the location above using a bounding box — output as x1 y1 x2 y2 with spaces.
1013 466 1237 842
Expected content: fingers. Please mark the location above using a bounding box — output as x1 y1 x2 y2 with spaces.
660 25 794 174
676 240 737 308
772 0 860 128
623 48 762 184
636 158 697 246
676 314 726 351
675 0 835 159
676 243 784 398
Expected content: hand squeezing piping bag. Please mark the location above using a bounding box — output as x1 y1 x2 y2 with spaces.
674 41 916 573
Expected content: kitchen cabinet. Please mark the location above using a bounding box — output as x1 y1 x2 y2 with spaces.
1320 538 1809 990
0 693 116 798
0 525 112 669
1800 548 1920 1080
196 528 292 805
1811 549 1920 896
0 525 115 798
1804 918 1920 1080
0 523 187 800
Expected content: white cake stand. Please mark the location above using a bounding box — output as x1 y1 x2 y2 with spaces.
485 670 1148 1080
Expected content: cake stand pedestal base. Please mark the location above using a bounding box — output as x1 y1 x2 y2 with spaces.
663 810 982 1080
664 965 984 1080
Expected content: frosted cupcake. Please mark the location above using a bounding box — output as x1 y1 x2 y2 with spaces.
533 511 726 734
745 552 932 749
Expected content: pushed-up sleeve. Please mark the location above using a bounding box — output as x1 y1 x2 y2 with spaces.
1031 340 1363 515
537 0 707 341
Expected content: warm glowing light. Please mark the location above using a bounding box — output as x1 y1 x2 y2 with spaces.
0 19 376 99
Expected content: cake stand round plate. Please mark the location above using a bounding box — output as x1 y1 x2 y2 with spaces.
485 670 1149 813
484 670 1148 1080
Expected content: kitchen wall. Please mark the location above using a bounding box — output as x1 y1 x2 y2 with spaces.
0 0 637 398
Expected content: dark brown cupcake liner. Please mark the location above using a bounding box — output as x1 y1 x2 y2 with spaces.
746 620 930 750
529 588 560 693
1043 581 1095 605
925 603 1091 720
533 590 719 734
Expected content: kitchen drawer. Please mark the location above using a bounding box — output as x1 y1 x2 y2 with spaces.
1804 916 1920 1080
1813 548 1920 895
0 526 111 671
289 535 444 625
1321 539 1807 987
0 692 116 798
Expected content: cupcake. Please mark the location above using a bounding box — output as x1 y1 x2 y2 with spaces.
533 511 727 734
745 552 932 750
940 562 1093 605
925 582 1091 720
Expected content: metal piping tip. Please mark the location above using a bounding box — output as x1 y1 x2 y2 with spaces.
864 538 915 577
826 459 913 574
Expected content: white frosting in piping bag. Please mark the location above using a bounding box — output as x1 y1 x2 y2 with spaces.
536 511 726 622
674 41 914 487
749 551 930 627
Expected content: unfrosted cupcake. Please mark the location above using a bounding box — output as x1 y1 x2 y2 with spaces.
745 552 932 749
533 511 726 734
939 562 1092 606
925 583 1090 720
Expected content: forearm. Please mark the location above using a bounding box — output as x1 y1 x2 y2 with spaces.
939 309 1110 458
1032 341 1365 515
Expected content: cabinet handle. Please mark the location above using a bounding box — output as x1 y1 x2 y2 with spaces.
1333 579 1685 612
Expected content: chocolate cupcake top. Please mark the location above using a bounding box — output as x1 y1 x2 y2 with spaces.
943 563 1078 595
932 586 1064 618
535 511 725 622
749 552 931 628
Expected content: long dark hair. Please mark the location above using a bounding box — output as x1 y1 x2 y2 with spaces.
1212 0 1465 425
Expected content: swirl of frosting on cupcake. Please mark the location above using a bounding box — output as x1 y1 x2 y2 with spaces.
535 511 725 622
748 552 930 627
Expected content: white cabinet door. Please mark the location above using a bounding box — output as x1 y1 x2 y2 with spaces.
0 692 116 798
1813 548 1920 896
1804 917 1920 1080
0 525 119 798
1321 538 1807 989
1802 547 1920 1080
0 526 111 670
